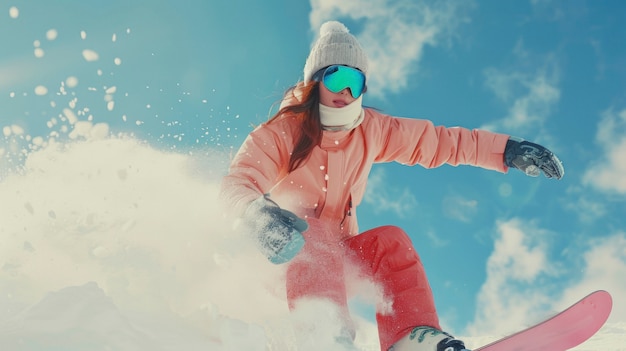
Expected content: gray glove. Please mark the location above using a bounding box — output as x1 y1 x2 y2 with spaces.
504 137 564 179
242 195 308 264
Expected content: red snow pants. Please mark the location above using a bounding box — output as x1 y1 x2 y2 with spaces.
286 219 441 351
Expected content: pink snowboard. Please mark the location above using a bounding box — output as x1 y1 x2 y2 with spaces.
475 290 612 351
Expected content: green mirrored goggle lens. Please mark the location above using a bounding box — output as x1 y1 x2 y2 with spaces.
321 65 366 98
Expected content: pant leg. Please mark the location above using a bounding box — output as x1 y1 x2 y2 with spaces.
285 218 353 333
344 225 440 351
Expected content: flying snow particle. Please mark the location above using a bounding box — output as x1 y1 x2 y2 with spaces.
46 29 58 41
114 57 122 65
10 125 24 135
91 246 110 258
34 48 45 58
69 121 92 139
9 6 19 19
90 123 110 140
66 76 79 88
82 49 99 62
32 40 45 57
63 108 78 125
34 85 48 96
80 30 87 39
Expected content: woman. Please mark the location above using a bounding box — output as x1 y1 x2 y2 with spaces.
219 21 563 351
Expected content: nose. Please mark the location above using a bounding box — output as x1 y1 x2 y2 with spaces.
339 88 352 96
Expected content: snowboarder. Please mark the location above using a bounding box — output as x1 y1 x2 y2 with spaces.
219 20 564 351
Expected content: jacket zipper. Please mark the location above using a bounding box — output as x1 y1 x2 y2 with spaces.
339 197 352 229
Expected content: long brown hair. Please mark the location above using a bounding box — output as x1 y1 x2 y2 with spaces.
268 82 322 173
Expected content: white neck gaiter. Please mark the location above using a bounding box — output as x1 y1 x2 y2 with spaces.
319 96 364 131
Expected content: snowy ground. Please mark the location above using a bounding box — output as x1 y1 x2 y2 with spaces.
4 280 621 351
0 136 623 350
0 135 377 351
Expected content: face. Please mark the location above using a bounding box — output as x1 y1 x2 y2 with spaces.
319 82 357 108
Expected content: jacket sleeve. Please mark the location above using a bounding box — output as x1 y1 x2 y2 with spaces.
219 123 292 216
371 113 510 172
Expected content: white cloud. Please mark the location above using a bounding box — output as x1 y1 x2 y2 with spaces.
308 0 473 98
558 233 626 325
480 38 561 137
482 64 560 134
564 195 607 223
466 218 626 349
362 168 417 217
425 228 450 248
442 194 478 222
467 218 556 336
583 108 626 194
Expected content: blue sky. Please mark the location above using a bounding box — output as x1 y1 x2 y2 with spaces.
1 0 625 340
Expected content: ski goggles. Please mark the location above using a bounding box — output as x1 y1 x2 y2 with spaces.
313 65 367 98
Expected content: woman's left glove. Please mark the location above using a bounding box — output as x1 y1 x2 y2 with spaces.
241 195 308 264
504 137 564 179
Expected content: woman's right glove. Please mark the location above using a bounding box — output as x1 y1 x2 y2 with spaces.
241 195 308 264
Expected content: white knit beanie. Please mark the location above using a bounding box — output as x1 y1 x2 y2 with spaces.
303 21 369 83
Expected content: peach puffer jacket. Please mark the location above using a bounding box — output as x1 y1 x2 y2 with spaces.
220 107 510 239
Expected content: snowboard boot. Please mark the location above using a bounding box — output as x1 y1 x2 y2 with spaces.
334 324 361 351
389 326 470 351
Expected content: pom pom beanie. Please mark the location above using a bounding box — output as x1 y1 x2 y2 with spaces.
303 21 369 83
